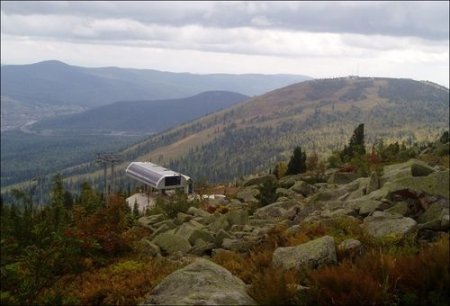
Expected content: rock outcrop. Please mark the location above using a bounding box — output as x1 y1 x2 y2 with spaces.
272 235 337 270
143 258 257 305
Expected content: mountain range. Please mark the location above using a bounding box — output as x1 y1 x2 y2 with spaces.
1 60 311 107
28 91 249 136
58 77 449 188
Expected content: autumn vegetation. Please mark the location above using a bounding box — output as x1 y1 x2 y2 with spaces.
1 126 449 305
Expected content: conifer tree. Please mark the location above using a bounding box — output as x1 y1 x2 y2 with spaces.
286 146 307 175
340 123 366 162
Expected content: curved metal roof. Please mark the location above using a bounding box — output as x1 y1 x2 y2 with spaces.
125 162 189 188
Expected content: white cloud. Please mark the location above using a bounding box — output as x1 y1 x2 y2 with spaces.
1 1 449 87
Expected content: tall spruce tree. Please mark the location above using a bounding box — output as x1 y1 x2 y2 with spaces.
340 123 366 162
286 146 307 175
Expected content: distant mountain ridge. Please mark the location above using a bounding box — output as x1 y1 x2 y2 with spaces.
29 91 250 135
54 76 449 187
0 60 311 107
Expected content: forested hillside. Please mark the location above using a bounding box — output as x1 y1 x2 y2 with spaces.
28 91 249 136
51 77 449 191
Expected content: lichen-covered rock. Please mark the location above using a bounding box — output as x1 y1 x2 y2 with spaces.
418 203 449 230
143 258 257 305
362 212 417 239
289 181 316 197
385 201 409 216
152 233 191 255
243 174 277 187
214 229 234 247
136 239 161 257
328 172 358 185
381 159 435 184
138 214 165 229
236 187 260 203
366 171 380 194
411 163 435 177
276 187 298 198
187 206 212 218
338 239 362 253
279 174 304 188
222 236 260 252
226 209 248 226
272 236 337 270
208 214 231 232
254 200 300 219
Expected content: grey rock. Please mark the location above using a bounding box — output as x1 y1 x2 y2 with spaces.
236 187 260 203
338 239 362 253
144 258 257 305
138 214 165 229
362 213 417 239
243 174 277 187
366 171 380 194
222 236 260 252
272 236 337 270
152 233 191 255
187 206 212 218
289 181 317 197
417 203 445 224
209 214 231 232
328 172 358 185
411 163 435 177
136 239 161 257
385 201 409 216
276 187 298 198
214 229 234 247
226 209 249 226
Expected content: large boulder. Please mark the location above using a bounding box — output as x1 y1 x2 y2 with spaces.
368 170 449 201
152 233 191 255
362 212 417 239
381 159 435 185
143 258 257 305
272 236 337 270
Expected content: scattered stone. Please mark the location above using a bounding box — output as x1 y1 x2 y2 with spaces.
214 229 234 247
272 235 337 270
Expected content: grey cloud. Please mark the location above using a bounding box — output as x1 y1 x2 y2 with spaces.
1 1 448 41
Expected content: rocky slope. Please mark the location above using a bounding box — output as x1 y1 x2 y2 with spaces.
134 157 449 304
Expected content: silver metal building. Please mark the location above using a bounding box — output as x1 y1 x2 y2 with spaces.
125 162 193 194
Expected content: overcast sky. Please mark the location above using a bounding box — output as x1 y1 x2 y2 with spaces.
1 1 449 87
